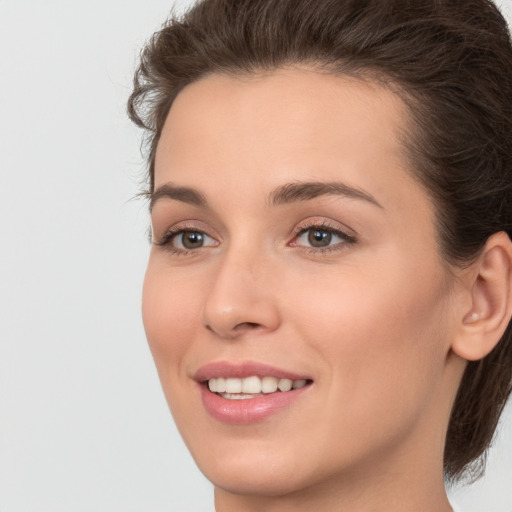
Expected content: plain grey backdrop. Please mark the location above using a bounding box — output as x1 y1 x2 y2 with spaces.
0 1 511 510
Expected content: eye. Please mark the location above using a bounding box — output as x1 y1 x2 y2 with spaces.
292 224 356 251
301 228 336 248
154 226 219 254
171 230 217 250
172 231 200 249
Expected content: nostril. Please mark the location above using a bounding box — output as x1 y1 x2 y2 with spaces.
204 321 263 339
232 321 262 333
202 288 281 338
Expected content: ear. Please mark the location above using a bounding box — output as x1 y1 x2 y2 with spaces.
452 232 512 361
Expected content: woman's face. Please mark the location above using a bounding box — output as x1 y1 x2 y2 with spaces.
143 69 463 497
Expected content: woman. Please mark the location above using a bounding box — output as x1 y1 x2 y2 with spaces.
128 0 512 510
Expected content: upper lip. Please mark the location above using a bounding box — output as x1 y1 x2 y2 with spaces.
193 360 312 382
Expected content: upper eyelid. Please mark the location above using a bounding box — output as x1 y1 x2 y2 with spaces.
153 220 220 242
295 225 350 238
292 226 355 245
292 218 357 237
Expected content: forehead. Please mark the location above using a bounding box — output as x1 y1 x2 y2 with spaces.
154 67 422 213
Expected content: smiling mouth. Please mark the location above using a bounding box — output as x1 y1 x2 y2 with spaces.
206 376 313 400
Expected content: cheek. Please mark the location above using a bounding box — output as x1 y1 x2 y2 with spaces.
287 256 452 426
141 258 201 381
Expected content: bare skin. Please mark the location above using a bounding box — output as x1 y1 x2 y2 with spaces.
143 67 512 511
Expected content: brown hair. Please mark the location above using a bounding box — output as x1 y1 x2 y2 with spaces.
128 0 512 481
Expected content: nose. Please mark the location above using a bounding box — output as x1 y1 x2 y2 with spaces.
202 248 281 340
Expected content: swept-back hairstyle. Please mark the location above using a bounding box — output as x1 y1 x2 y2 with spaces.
128 0 512 481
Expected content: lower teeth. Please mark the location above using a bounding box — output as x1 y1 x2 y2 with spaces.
219 393 263 400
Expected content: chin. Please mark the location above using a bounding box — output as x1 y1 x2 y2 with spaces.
202 459 315 498
187 432 346 499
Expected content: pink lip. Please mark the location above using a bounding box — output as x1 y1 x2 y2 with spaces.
194 361 313 425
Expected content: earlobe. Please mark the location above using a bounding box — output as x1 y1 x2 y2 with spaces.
452 232 512 362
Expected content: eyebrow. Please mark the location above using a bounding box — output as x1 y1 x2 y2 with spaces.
150 180 382 211
268 181 383 208
150 183 207 211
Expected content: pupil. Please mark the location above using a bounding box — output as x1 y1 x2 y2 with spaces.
308 229 332 247
183 231 204 248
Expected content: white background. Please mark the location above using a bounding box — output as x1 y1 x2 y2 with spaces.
0 1 511 511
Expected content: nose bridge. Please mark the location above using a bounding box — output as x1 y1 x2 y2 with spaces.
202 239 280 338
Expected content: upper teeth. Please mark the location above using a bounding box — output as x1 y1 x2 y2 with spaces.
208 376 307 394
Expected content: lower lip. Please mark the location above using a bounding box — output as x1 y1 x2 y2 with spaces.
199 383 311 424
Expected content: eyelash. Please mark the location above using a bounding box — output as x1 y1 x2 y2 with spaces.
154 223 215 256
290 221 357 254
154 221 356 255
